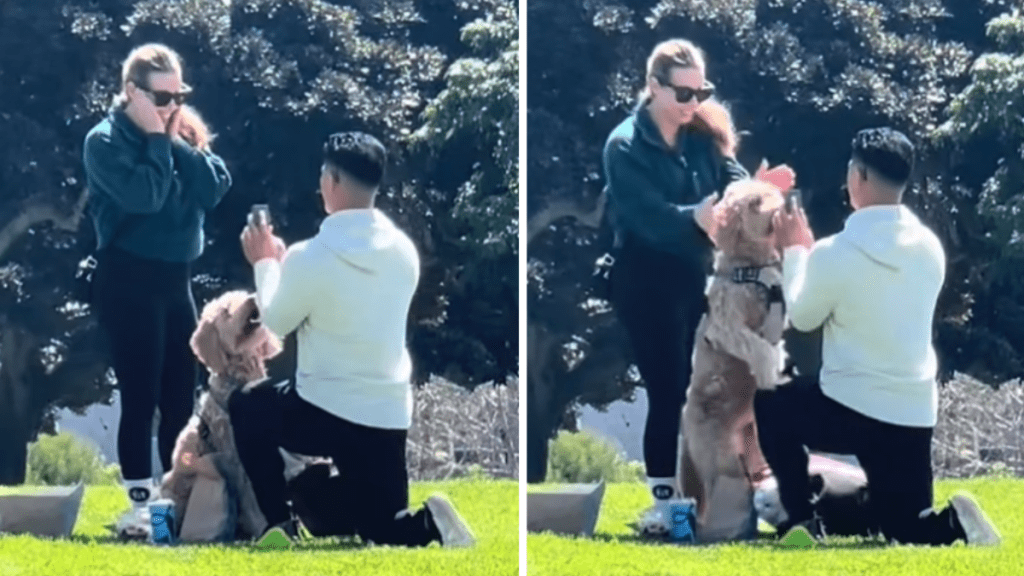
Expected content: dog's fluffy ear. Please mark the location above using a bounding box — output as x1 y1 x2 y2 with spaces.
712 203 743 254
191 317 230 374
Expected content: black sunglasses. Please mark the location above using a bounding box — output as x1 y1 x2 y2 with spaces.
138 84 192 107
657 78 715 104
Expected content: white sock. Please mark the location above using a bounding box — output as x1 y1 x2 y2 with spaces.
647 477 678 505
124 478 153 509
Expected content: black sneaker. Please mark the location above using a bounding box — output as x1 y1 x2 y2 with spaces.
949 493 1001 546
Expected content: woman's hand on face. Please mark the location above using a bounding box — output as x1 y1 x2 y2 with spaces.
755 159 797 192
165 107 183 138
180 123 208 150
124 86 166 134
175 106 210 150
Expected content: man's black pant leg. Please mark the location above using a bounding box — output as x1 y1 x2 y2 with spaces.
322 418 437 546
232 380 438 546
854 420 960 545
756 377 961 544
229 380 292 527
755 377 818 524
755 376 868 527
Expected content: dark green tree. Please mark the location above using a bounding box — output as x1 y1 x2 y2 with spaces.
0 0 120 485
933 7 1024 382
409 0 519 383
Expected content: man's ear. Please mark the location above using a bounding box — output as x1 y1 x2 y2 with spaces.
857 162 869 182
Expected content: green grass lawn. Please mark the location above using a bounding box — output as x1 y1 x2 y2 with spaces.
528 476 1024 575
0 479 517 576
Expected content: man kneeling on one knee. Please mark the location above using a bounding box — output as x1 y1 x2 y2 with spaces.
233 132 475 548
755 127 1000 546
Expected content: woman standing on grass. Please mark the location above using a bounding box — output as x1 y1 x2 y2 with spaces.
82 43 231 538
602 38 794 534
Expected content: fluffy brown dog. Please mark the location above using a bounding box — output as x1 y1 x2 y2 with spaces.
160 290 282 541
679 180 787 543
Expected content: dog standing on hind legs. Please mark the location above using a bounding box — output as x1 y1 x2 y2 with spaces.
679 179 789 543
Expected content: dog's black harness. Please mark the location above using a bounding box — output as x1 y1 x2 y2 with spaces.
727 265 785 311
714 263 787 346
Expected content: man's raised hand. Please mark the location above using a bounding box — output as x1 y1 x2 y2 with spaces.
773 205 815 251
241 220 285 265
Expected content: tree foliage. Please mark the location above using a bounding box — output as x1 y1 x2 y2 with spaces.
934 6 1024 382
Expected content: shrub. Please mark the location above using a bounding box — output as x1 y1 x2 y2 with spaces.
546 430 644 483
933 374 1024 478
407 377 519 481
25 432 119 486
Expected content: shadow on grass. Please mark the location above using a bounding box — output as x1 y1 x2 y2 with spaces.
70 526 366 551
586 528 890 550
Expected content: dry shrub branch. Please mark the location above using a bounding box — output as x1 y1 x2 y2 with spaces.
406 376 519 480
933 374 1024 478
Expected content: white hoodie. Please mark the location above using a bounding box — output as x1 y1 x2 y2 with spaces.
782 205 946 427
253 208 419 429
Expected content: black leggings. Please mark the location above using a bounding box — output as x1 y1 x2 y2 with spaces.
229 380 439 546
754 376 961 544
610 242 707 478
92 247 197 481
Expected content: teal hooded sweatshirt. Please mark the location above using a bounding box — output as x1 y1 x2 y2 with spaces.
83 107 231 263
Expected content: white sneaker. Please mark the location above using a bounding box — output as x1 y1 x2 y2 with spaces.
116 480 158 541
116 506 152 541
426 495 476 548
950 493 1001 546
637 504 671 538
